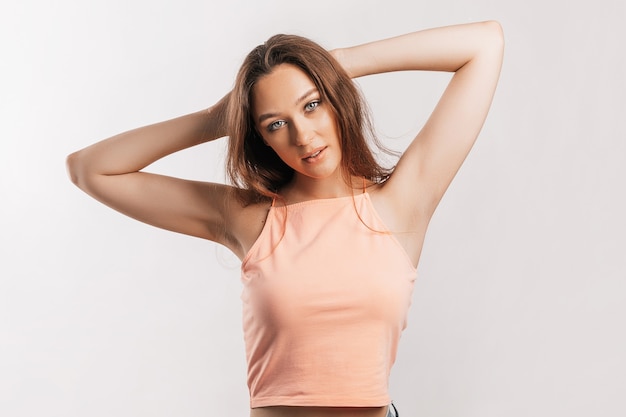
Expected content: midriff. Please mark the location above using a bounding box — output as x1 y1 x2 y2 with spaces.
251 406 389 417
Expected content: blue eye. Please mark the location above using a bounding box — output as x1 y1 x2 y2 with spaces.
268 120 286 132
305 100 320 112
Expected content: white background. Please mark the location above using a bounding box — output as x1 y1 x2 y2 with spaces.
1 0 625 416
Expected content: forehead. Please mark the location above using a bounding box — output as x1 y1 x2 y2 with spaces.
252 64 317 116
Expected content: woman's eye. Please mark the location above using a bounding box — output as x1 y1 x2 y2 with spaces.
268 120 286 132
305 100 320 112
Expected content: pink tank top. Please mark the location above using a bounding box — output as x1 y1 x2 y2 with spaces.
241 192 416 408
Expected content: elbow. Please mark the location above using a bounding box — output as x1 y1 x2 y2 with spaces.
483 20 505 49
66 151 85 188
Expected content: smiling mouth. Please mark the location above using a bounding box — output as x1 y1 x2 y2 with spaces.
302 147 326 161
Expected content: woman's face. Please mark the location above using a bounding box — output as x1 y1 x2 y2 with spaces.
252 64 342 181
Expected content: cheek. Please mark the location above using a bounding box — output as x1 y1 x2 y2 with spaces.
321 109 339 135
263 132 288 152
264 136 297 165
324 114 341 146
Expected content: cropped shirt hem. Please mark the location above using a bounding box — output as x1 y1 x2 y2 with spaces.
250 394 391 408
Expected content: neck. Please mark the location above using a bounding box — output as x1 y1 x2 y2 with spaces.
281 172 362 204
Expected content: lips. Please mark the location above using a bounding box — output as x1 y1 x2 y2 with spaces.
302 146 327 161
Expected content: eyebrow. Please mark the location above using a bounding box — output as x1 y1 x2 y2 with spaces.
257 88 319 124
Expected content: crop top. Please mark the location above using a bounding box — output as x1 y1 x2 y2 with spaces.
240 192 417 408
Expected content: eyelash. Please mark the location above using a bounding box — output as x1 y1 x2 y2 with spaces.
304 100 320 112
268 120 286 132
267 99 321 132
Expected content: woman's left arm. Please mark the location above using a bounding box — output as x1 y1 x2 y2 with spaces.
333 21 504 222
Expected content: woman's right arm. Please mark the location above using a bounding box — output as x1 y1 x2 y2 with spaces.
66 94 242 249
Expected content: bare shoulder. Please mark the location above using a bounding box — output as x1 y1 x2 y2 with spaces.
221 188 273 261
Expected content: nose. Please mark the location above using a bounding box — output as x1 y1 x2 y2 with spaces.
290 116 314 146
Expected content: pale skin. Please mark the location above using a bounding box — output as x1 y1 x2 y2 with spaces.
67 21 504 417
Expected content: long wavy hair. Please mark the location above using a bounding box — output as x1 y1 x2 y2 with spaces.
226 34 394 204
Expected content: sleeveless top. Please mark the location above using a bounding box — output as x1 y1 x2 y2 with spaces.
240 192 417 408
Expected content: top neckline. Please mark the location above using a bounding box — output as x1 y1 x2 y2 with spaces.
272 191 367 209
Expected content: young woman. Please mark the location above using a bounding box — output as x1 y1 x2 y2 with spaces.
67 21 504 417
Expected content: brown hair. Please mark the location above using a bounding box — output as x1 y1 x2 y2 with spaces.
226 34 394 204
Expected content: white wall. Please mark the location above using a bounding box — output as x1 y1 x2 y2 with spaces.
1 0 624 416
